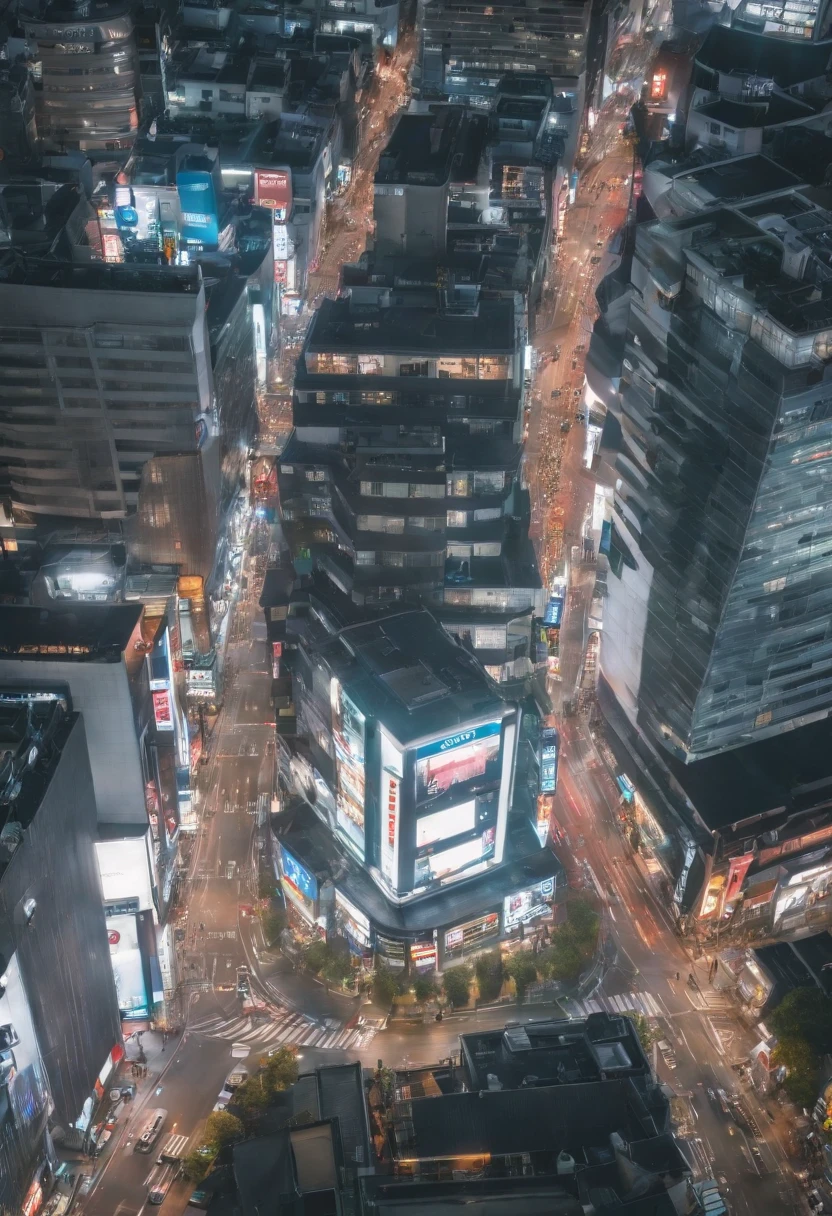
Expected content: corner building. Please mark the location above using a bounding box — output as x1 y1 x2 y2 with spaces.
273 602 560 972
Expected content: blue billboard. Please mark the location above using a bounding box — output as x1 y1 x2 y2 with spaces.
278 841 317 922
543 596 564 627
176 170 219 250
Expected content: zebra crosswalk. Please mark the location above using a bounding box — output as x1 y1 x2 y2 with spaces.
189 1009 377 1053
564 990 664 1019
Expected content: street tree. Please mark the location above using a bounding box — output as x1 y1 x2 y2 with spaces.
505 953 538 1004
263 1046 299 1092
443 964 473 1008
204 1110 244 1148
475 950 505 1003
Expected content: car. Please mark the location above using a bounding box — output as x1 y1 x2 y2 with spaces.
657 1039 677 1069
224 1067 248 1092
188 1193 212 1211
148 1173 175 1205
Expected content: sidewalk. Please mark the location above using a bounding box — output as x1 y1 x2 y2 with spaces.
61 1028 180 1204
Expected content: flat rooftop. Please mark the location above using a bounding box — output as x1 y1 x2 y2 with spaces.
695 25 832 87
670 153 801 203
389 1078 658 1161
376 110 488 187
461 1015 649 1091
0 604 143 661
304 294 515 356
0 256 200 294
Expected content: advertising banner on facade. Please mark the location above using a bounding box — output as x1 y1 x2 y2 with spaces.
503 877 555 930
409 940 437 971
107 913 150 1020
331 679 366 858
278 841 317 923
375 933 406 968
255 168 292 220
416 800 476 848
444 911 500 958
176 170 219 250
538 727 559 794
415 721 501 803
334 889 371 951
152 687 174 731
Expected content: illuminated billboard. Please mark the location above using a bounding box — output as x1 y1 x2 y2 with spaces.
416 800 476 848
107 913 150 1020
503 877 555 930
334 889 371 951
176 170 219 250
444 911 499 957
255 168 292 220
543 596 564 627
331 679 366 859
379 731 402 888
414 827 494 886
152 687 174 731
410 939 437 970
375 933 406 969
538 727 559 794
415 720 501 804
278 842 317 923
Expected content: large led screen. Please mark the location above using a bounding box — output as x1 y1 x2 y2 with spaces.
334 889 371 951
415 721 501 804
416 800 476 848
331 680 366 858
279 842 317 923
107 913 150 1020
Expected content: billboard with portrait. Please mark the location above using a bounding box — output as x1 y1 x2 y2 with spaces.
415 721 501 804
331 679 366 858
278 842 317 923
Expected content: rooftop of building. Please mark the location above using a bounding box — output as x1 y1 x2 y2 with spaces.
664 152 801 202
169 46 252 86
695 25 832 86
0 604 144 662
0 697 77 863
496 73 554 100
303 292 515 356
388 1076 666 1162
375 110 488 187
661 201 832 333
359 1175 584 1216
0 255 201 295
460 1014 650 1091
26 0 131 25
248 59 289 91
693 92 816 128
246 112 330 171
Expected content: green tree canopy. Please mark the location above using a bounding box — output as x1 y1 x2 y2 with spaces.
475 950 505 1003
263 1046 299 1092
771 987 832 1056
204 1110 244 1148
505 953 538 1004
443 964 473 1008
413 976 438 1004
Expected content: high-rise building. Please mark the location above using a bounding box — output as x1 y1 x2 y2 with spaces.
0 695 122 1212
279 284 543 682
22 0 140 154
419 0 591 107
0 259 255 580
600 193 832 762
0 603 191 1020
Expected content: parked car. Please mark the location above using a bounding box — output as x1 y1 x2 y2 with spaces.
657 1040 677 1070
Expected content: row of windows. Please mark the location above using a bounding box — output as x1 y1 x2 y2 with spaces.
0 330 190 352
359 472 506 498
355 550 445 568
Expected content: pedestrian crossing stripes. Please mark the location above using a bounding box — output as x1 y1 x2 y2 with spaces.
189 1009 376 1052
565 990 663 1020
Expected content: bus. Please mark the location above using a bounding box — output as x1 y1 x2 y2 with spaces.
134 1108 168 1154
